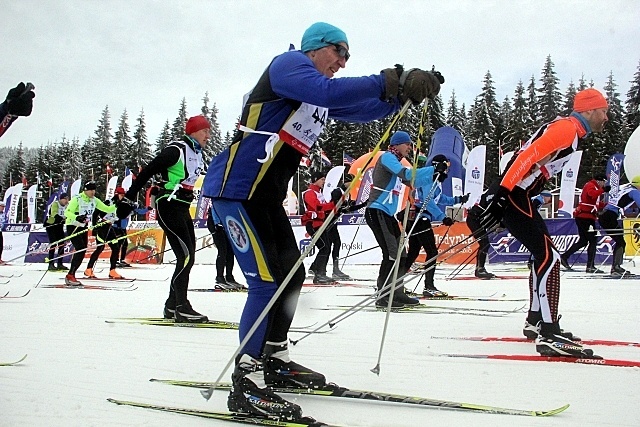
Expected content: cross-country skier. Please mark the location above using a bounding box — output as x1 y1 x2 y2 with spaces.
480 88 609 358
202 22 443 421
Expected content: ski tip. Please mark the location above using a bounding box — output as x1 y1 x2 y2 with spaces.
538 403 570 416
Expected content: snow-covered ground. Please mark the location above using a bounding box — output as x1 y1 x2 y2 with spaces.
1 260 638 427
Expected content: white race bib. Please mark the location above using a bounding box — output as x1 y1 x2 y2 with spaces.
279 103 328 155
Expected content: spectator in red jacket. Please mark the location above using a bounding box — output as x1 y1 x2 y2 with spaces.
560 174 609 272
301 170 341 284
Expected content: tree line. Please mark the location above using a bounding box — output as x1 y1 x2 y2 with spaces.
1 55 639 220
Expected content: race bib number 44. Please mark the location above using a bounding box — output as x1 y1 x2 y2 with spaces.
279 103 327 155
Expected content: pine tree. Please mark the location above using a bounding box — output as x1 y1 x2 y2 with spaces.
156 120 171 154
446 91 466 135
85 106 113 193
602 72 628 152
526 75 539 129
112 109 132 178
562 81 578 116
537 55 563 123
503 81 532 153
466 71 501 182
625 59 640 133
132 108 153 171
3 142 26 189
170 98 188 142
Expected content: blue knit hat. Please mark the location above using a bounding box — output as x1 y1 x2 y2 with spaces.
301 22 348 53
390 131 412 146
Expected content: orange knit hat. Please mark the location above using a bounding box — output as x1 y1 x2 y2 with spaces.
573 88 608 113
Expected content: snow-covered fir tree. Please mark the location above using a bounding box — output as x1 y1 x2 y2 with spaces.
537 55 563 124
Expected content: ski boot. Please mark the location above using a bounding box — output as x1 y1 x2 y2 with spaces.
228 354 303 420
422 286 448 298
586 266 604 274
313 273 335 285
475 267 496 279
174 302 208 323
225 275 244 290
84 268 97 278
332 259 352 280
536 322 596 358
64 274 82 286
263 341 326 389
559 256 572 271
109 269 124 279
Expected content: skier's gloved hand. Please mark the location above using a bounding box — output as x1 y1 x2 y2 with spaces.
54 214 65 224
381 66 443 104
116 199 136 219
401 69 443 104
330 188 342 203
480 185 510 230
442 217 454 226
75 214 87 224
5 82 35 116
456 193 470 205
603 185 611 193
436 172 448 183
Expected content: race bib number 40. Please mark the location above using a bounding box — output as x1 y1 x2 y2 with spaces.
279 103 327 155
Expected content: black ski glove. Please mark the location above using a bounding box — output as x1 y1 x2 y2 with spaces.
480 185 510 230
442 217 454 226
456 193 470 205
5 82 35 116
603 185 611 193
330 188 343 203
75 214 87 224
116 199 136 219
381 65 444 104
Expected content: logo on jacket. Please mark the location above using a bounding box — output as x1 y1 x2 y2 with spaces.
225 216 249 253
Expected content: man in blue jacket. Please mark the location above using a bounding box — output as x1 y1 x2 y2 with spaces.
403 154 468 297
365 131 434 308
203 22 443 421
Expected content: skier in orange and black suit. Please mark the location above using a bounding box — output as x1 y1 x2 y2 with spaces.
480 88 609 359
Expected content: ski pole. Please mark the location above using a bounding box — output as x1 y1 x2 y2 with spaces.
201 99 415 401
134 233 210 264
372 98 431 376
43 227 153 266
6 218 113 264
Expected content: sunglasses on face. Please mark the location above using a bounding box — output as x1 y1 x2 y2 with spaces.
327 42 350 61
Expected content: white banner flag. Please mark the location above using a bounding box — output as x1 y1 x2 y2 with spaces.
323 165 345 201
8 183 23 223
27 185 38 223
499 151 515 175
106 175 119 200
70 179 82 197
557 150 582 218
463 145 486 208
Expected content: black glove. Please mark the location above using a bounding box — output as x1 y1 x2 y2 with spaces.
401 69 443 104
75 214 87 224
442 217 454 227
5 82 35 116
603 185 611 193
381 66 444 104
116 200 135 219
457 193 470 205
53 214 65 224
480 185 510 230
436 172 448 183
146 206 153 211
330 188 342 203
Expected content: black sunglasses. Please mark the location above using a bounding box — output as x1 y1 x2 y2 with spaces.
326 42 350 61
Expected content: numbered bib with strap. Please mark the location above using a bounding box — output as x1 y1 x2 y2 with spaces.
279 103 328 155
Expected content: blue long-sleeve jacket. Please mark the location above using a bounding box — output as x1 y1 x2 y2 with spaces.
203 49 399 205
367 152 431 217
413 171 457 221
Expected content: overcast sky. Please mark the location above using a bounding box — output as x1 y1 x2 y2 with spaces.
2 0 639 151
